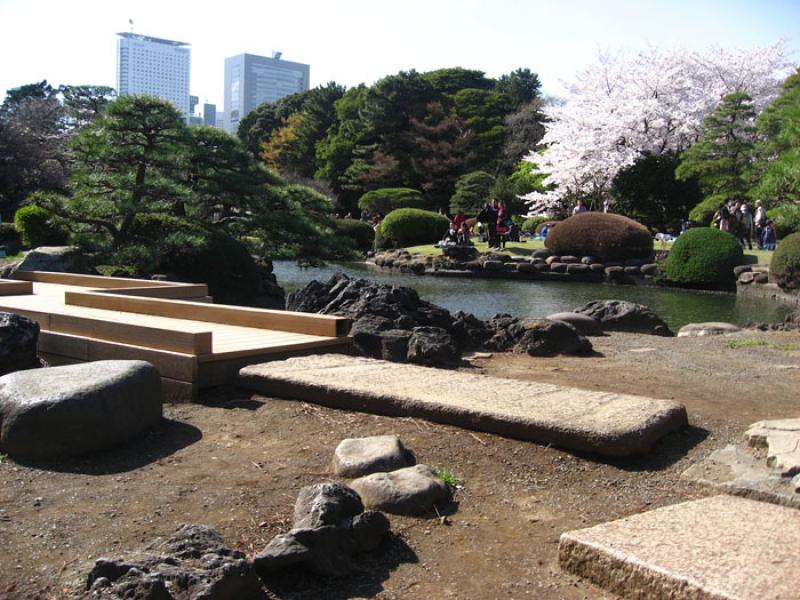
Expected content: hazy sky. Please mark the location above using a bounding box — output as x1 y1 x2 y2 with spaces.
1 0 798 110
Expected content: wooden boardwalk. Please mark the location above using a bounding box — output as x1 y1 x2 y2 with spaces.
0 272 351 401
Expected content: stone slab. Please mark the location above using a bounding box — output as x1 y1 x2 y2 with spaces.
238 355 687 456
746 418 800 477
559 495 800 599
677 322 742 337
681 444 800 509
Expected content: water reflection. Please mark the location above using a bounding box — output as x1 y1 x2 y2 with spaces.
273 261 791 331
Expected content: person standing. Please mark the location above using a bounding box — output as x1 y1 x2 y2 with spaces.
739 202 754 249
754 200 767 249
572 199 589 216
486 199 499 249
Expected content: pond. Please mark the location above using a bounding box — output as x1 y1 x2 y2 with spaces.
273 261 792 332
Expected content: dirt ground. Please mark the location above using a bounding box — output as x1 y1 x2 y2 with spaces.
1 329 799 600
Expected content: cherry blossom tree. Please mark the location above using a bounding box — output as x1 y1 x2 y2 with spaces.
524 42 792 214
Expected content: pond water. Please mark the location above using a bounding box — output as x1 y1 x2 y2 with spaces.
273 261 792 332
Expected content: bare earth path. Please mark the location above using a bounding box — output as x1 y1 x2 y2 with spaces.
1 330 798 599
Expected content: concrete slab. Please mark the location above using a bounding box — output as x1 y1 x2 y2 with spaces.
746 418 800 477
238 355 687 456
559 495 800 600
681 445 800 509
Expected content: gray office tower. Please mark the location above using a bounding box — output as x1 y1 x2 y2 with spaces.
224 52 310 134
116 33 191 121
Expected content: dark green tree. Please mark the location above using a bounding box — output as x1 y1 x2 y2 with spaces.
423 68 495 97
449 170 495 215
59 85 116 127
496 68 542 111
676 92 757 206
502 99 546 170
1 80 57 116
611 152 702 233
452 88 508 172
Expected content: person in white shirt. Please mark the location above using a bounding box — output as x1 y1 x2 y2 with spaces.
754 200 767 249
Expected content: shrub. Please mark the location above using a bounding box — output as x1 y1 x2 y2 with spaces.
332 218 375 252
379 208 450 248
767 204 800 239
664 227 744 289
521 216 548 234
770 231 800 290
544 212 653 260
358 188 426 215
449 171 495 216
13 205 68 248
688 195 725 225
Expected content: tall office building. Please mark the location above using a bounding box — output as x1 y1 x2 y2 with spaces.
116 33 191 121
224 52 310 134
202 103 217 127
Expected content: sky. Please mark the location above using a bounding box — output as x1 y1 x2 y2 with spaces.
1 0 798 111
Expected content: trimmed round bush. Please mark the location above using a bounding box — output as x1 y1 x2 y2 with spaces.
358 188 426 215
544 212 653 261
379 208 450 248
13 205 68 248
332 218 375 252
521 216 548 234
767 204 800 239
770 231 800 290
665 227 744 289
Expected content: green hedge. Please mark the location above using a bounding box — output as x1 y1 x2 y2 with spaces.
544 212 652 260
770 232 800 290
767 204 800 239
332 218 375 252
379 208 450 247
358 188 426 215
13 205 68 248
665 227 743 289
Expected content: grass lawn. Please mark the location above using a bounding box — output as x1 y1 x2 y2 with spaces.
653 239 773 266
405 239 546 258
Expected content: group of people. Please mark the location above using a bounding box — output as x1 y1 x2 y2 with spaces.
712 199 777 250
439 199 515 249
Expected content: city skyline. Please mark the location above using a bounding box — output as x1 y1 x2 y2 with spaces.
1 0 799 109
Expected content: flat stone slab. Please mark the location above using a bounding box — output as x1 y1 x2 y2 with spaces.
333 435 415 478
746 418 800 477
681 445 800 509
350 464 450 515
677 322 742 337
559 495 800 599
238 355 687 456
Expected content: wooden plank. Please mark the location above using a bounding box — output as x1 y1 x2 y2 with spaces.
13 271 166 288
160 377 197 403
200 335 352 362
65 291 351 337
49 313 212 355
38 331 90 360
102 285 209 299
0 305 51 329
38 352 85 367
0 281 33 295
86 339 198 382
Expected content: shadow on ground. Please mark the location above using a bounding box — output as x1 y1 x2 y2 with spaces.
10 418 202 475
261 532 418 600
586 425 710 472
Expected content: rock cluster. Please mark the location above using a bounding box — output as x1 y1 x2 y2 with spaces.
574 300 673 336
734 265 770 286
253 482 390 577
85 524 263 599
287 273 596 366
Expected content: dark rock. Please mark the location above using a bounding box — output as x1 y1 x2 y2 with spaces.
560 255 580 264
623 266 641 275
481 253 511 264
533 262 550 272
0 312 39 376
451 311 494 349
575 300 673 336
464 260 483 271
545 312 604 336
85 524 262 599
545 256 561 265
254 257 286 310
641 264 658 276
753 272 769 284
566 263 589 274
532 257 547 265
589 263 606 273
549 262 567 273
581 256 600 265
350 314 395 358
442 245 479 262
532 249 553 259
11 246 96 275
293 482 364 529
486 317 592 356
0 360 162 459
406 326 460 368
733 265 752 276
503 262 519 271
380 329 411 362
517 263 537 274
482 260 505 271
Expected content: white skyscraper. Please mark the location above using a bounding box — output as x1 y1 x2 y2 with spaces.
116 33 191 121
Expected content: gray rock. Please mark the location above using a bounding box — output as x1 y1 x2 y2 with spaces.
482 260 504 271
677 322 741 337
85 524 261 599
575 300 673 336
545 312 604 336
746 418 800 477
640 264 658 276
406 326 460 368
442 245 478 262
738 271 756 284
549 262 567 273
604 266 624 277
253 511 389 577
512 320 593 356
532 249 552 259
545 255 561 265
753 272 769 284
333 435 415 478
12 246 95 275
560 255 580 264
379 329 411 362
733 265 752 276
623 266 641 275
293 482 364 529
0 360 162 459
0 312 39 376
589 263 606 273
581 256 600 265
350 464 451 515
566 263 589 274
517 263 537 274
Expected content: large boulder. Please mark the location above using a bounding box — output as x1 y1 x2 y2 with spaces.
486 316 593 356
333 436 415 478
0 360 162 459
575 300 673 336
254 482 390 577
11 246 95 275
545 312 604 336
0 312 40 376
85 524 261 599
350 464 451 515
406 326 460 368
442 245 479 262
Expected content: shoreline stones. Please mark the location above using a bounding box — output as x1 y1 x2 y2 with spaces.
545 312 604 336
0 360 162 459
333 435 416 478
677 322 741 337
575 300 673 336
350 464 451 515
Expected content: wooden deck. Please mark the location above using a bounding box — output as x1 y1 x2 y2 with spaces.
0 272 351 401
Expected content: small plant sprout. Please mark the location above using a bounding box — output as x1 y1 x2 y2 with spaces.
435 468 460 488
